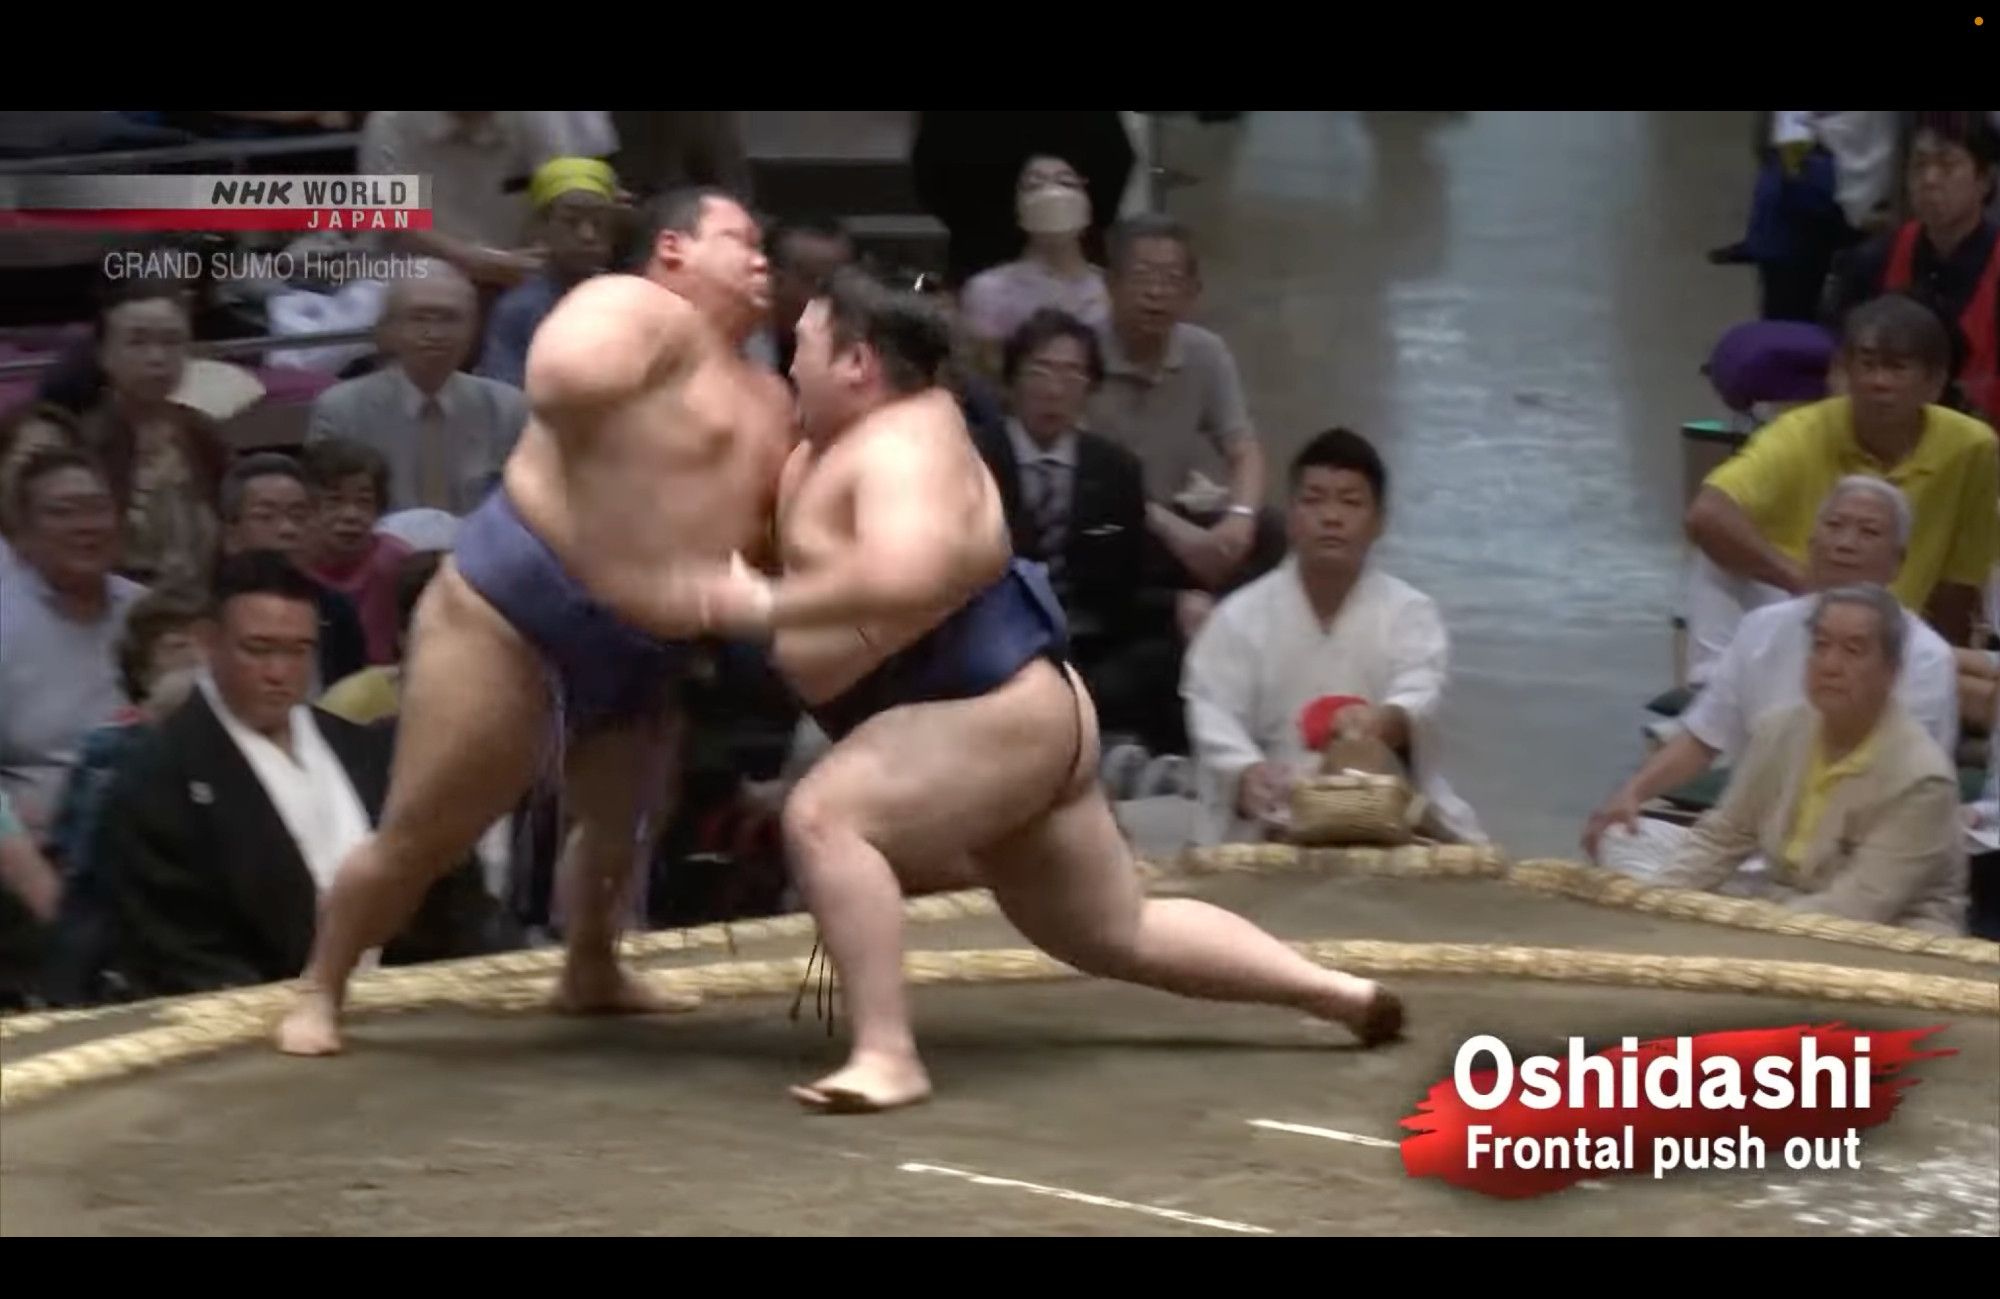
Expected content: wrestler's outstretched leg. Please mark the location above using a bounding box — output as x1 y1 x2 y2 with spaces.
550 712 699 1015
978 782 1399 1034
780 662 1399 1111
276 565 550 1056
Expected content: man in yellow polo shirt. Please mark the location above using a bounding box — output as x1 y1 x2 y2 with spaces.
1685 293 1997 649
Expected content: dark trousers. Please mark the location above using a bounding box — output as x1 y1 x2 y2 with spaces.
1075 632 1188 756
1971 850 2000 941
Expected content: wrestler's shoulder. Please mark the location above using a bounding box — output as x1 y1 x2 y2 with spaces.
858 388 969 447
526 276 698 406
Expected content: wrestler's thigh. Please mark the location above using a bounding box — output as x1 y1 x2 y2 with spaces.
562 707 685 849
974 783 1146 961
786 665 1081 870
379 562 549 859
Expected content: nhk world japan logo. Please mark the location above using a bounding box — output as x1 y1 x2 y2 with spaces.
0 175 430 232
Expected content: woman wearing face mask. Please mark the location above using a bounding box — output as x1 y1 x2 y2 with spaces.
960 156 1112 370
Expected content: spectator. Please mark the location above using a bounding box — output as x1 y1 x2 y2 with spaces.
969 309 1183 755
302 439 412 665
1827 112 2000 425
0 788 61 1008
319 550 443 726
104 552 503 997
1088 214 1280 611
477 157 622 388
0 449 144 836
1963 712 2000 939
1182 428 1484 846
1648 585 1966 934
75 282 226 587
306 260 526 513
41 586 207 1006
910 111 1134 285
1685 294 1998 653
0 789 59 925
960 156 1112 368
359 111 547 288
1590 478 1959 874
0 403 81 556
749 215 854 376
217 454 367 689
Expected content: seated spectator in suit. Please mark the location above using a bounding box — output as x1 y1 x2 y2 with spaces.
319 550 444 726
748 215 854 376
302 439 411 665
960 156 1112 372
1825 112 2000 426
1648 585 1966 934
217 454 367 690
1592 478 1960 875
0 449 145 837
969 309 1184 754
306 261 526 514
1087 215 1282 629
104 553 503 998
41 586 206 1006
1684 294 1998 661
477 157 621 389
1183 428 1484 846
75 281 227 587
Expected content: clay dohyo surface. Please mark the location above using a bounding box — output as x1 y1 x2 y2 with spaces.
4 872 1995 1236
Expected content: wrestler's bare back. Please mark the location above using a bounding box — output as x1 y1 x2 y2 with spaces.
505 274 794 636
771 388 1010 703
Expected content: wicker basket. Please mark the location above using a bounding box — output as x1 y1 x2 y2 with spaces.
1288 772 1425 845
1285 733 1425 846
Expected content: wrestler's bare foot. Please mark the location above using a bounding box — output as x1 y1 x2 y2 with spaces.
553 961 701 1016
1310 979 1405 1047
274 988 344 1057
790 1050 933 1114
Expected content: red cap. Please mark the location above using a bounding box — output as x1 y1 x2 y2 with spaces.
1298 695 1368 751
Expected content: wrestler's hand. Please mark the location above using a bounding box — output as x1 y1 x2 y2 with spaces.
694 552 776 637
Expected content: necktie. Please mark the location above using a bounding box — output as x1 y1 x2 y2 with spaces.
1027 455 1070 590
417 397 451 510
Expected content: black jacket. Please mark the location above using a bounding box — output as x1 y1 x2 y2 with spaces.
314 582 367 688
970 418 1175 645
103 691 501 998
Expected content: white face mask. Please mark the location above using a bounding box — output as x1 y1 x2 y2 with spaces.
1018 184 1091 236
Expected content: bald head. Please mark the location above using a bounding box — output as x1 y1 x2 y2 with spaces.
382 259 478 389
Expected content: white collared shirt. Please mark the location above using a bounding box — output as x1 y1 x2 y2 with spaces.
306 365 526 513
197 674 372 898
1682 593 1958 762
1182 558 1485 846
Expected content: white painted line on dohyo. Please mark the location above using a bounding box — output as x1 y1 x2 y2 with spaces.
897 1162 1274 1235
1249 1119 1401 1149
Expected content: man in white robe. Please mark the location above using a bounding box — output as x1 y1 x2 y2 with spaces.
1182 428 1485 847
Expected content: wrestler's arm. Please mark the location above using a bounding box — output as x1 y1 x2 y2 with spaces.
760 428 1008 631
522 279 722 637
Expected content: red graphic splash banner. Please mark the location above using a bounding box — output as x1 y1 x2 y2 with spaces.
1398 1024 1952 1199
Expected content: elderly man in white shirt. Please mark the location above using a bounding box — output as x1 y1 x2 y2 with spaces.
1588 476 1957 878
1183 428 1484 847
306 260 527 515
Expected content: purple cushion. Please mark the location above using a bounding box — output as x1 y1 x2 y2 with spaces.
1704 321 1837 412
